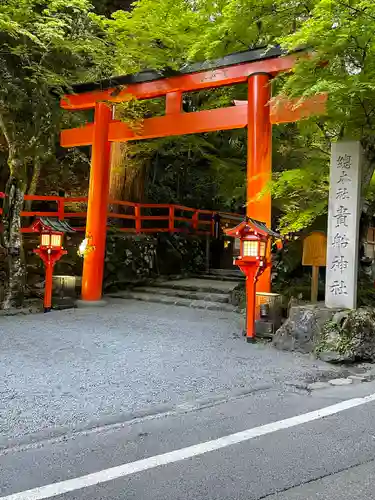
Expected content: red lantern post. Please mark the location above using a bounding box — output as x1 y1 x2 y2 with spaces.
225 218 279 342
31 218 74 312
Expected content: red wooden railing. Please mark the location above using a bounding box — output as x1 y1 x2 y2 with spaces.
0 193 240 236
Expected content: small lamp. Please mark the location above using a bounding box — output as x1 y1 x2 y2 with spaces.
240 233 268 261
40 231 63 251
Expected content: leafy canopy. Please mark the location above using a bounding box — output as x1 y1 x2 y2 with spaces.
103 0 375 232
0 0 111 169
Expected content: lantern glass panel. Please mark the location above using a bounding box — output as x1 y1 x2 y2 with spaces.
259 241 266 257
41 234 51 247
243 240 258 257
51 234 62 247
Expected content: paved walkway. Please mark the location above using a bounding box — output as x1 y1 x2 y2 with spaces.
0 299 339 445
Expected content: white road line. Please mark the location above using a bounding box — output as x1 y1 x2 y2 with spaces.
2 392 375 500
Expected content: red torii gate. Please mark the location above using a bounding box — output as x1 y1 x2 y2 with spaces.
60 47 326 304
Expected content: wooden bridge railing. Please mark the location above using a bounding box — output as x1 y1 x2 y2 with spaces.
0 193 240 236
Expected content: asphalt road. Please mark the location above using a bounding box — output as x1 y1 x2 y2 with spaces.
2 379 375 499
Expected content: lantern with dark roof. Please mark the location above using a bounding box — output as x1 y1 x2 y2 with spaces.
31 217 74 253
225 218 279 265
224 218 280 342
31 218 75 312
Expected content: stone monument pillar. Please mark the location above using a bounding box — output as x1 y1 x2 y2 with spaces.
325 141 363 309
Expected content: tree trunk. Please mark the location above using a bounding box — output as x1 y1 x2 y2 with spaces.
109 142 128 207
109 142 147 204
24 157 41 212
2 151 27 309
110 106 150 207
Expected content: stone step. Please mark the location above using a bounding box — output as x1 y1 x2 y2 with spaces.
209 268 243 277
108 291 237 312
133 287 230 303
150 279 239 294
194 274 245 282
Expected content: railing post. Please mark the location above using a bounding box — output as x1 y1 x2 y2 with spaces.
192 211 199 232
135 205 141 233
57 198 65 221
169 206 174 232
211 215 216 237
0 192 5 216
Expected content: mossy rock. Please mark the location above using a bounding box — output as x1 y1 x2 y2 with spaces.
316 307 375 363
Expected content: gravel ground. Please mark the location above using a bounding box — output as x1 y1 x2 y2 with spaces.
0 299 335 441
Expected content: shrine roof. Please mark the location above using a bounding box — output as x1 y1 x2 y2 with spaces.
224 217 280 238
31 218 75 233
248 218 280 238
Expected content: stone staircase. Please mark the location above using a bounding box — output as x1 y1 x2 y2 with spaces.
107 269 243 312
195 268 245 282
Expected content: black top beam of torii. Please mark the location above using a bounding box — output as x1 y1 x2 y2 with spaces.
69 46 287 95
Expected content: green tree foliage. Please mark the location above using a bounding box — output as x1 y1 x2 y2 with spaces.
104 0 375 233
0 0 111 307
272 122 330 233
100 0 204 73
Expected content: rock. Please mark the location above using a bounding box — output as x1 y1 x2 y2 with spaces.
274 305 375 364
273 304 342 353
318 350 354 363
329 378 353 386
317 307 375 363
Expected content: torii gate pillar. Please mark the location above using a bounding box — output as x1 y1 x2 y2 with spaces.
247 73 272 293
81 102 112 302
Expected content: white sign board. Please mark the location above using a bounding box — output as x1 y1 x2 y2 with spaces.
325 141 362 309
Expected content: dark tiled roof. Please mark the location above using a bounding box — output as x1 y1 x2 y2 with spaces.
247 217 280 238
39 217 75 233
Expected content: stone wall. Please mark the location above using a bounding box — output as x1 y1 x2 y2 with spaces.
22 231 206 298
104 232 157 289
